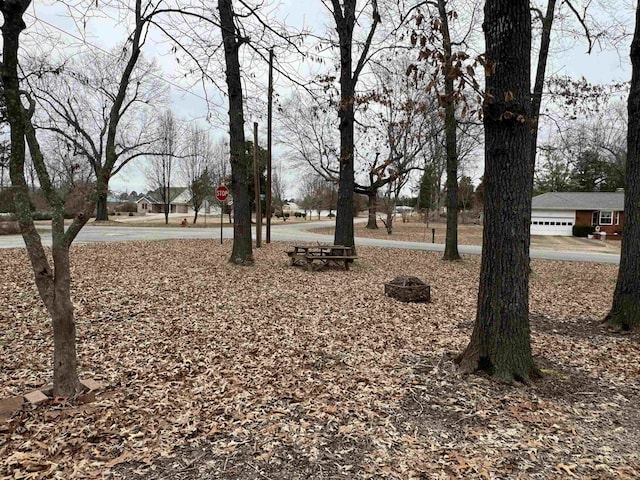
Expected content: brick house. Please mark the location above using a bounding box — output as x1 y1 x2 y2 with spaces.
531 191 625 237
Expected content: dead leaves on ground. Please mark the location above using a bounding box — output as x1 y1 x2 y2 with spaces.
0 240 638 479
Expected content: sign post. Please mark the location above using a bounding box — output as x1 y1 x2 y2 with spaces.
215 185 229 245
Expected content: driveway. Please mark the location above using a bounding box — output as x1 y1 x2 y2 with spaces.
0 219 621 264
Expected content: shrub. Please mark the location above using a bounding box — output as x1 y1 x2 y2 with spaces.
573 225 595 237
0 188 15 213
31 210 54 221
0 220 20 235
31 210 75 221
116 202 138 213
294 211 307 218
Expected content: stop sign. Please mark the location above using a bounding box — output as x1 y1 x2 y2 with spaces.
215 185 229 202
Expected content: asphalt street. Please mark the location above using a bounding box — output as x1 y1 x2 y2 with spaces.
0 219 621 264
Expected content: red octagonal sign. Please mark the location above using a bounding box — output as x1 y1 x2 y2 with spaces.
215 185 229 202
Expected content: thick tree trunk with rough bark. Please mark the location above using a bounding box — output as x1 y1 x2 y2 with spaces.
605 5 640 330
366 190 378 229
439 0 460 261
456 0 540 383
94 171 110 221
334 55 356 248
219 0 253 265
332 0 355 248
95 193 108 221
49 245 81 395
330 0 379 250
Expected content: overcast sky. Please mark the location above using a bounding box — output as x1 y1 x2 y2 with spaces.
27 1 637 196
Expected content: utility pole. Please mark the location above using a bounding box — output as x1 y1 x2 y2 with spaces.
266 48 274 244
253 122 262 247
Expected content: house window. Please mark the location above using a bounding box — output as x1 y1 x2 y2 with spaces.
599 211 613 225
615 212 620 225
142 203 147 210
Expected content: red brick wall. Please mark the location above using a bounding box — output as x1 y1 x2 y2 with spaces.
575 210 624 236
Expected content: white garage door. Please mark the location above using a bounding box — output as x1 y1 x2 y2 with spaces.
530 210 575 236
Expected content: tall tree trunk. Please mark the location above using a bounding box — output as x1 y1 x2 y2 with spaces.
219 0 253 265
366 190 378 229
330 0 379 250
529 0 557 172
95 193 108 221
332 2 356 249
193 209 199 224
164 185 170 225
97 0 144 222
439 0 460 261
334 70 356 248
50 245 81 396
94 170 110 221
1 0 82 397
605 4 640 330
456 0 540 383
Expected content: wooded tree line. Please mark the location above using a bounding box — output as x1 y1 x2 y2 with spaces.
534 113 627 194
1 0 639 396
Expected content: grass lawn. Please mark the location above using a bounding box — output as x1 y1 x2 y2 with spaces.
1 241 638 479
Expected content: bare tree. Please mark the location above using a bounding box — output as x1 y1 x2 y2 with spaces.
406 0 483 260
272 161 288 221
360 59 438 230
0 0 178 396
145 110 178 225
31 3 169 221
182 123 213 224
43 135 95 191
324 0 381 249
0 0 95 397
280 78 427 233
218 0 253 263
278 92 340 181
210 137 230 186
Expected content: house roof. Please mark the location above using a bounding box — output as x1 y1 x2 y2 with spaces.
532 192 624 211
137 187 189 204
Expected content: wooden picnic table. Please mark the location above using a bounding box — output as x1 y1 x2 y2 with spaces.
286 244 357 271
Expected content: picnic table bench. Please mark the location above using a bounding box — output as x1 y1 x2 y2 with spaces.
286 244 357 271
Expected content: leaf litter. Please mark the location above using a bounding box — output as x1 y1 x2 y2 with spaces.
0 239 638 479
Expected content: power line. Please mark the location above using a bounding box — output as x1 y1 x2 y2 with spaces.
24 10 217 109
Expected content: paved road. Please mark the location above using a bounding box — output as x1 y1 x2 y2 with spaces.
0 219 620 264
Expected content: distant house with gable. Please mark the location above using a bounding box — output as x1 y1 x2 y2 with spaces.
136 187 191 214
531 191 625 237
